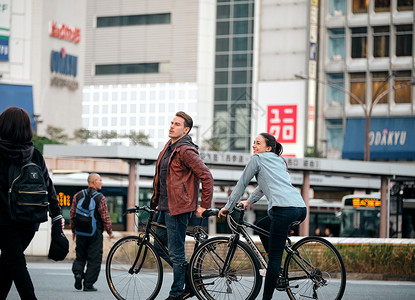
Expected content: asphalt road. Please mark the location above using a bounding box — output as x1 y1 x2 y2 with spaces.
6 262 415 300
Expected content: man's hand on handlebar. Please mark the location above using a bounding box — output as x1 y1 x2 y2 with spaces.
195 205 206 217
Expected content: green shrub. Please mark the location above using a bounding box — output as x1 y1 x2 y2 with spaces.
336 243 415 275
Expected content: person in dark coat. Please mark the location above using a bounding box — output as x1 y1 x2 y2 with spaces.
0 106 64 300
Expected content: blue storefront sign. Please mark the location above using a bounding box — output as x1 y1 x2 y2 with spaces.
0 38 9 61
342 117 415 160
0 84 35 129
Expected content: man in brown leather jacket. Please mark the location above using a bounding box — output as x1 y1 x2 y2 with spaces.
150 111 213 300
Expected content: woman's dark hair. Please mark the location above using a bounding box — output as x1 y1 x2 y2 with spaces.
0 106 33 143
259 132 283 156
176 111 193 134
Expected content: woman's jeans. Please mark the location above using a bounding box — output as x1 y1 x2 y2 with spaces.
0 227 37 300
262 206 307 300
154 210 192 297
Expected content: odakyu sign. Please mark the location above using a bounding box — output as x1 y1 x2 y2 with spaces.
50 48 78 77
342 117 415 160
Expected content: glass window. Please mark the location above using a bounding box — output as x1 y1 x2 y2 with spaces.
112 104 117 113
330 0 346 16
232 54 248 68
217 5 230 19
398 0 413 11
233 37 248 51
97 13 170 27
396 25 413 57
327 119 344 154
372 72 390 104
215 55 229 68
96 63 159 75
216 21 229 35
234 4 249 18
329 28 345 60
351 27 367 58
394 71 412 104
350 73 366 105
375 0 390 12
216 38 229 52
231 87 248 100
215 71 228 84
232 71 247 84
373 26 389 57
327 73 345 106
233 20 249 34
215 88 228 101
353 0 368 13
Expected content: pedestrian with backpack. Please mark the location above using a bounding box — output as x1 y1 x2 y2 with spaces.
70 173 114 292
0 107 64 300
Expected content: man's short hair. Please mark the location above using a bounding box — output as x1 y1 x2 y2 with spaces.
176 111 193 134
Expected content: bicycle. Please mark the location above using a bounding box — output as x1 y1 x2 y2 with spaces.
106 205 219 300
188 205 346 300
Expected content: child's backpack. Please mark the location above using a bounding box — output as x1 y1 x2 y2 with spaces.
74 189 101 237
8 152 49 223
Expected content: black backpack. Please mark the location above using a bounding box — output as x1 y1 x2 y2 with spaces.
8 151 49 223
74 189 101 237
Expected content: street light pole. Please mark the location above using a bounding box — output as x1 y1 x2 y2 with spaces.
295 74 415 161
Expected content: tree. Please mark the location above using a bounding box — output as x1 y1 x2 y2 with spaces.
46 125 69 143
123 131 152 146
73 128 96 144
32 134 61 154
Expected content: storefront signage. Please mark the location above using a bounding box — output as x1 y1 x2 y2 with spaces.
267 105 297 143
49 21 81 44
50 48 79 90
343 117 415 160
0 0 11 61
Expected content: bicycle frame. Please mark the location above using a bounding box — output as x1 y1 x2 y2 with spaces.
129 206 211 273
226 207 310 277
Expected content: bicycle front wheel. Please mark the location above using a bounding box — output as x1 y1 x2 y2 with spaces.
283 236 346 300
106 236 163 300
189 236 262 300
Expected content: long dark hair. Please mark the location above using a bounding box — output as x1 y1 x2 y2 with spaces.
259 132 283 155
0 106 33 143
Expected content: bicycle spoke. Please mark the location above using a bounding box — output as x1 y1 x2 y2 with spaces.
284 237 346 300
106 237 163 300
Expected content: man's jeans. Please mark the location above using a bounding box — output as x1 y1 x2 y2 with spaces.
262 206 307 300
154 210 192 297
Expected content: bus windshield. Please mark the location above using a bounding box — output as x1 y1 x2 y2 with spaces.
340 208 380 237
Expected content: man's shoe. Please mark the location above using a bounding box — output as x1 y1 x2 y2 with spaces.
83 285 98 292
74 274 83 290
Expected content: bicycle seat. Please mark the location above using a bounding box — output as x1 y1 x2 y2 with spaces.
202 208 219 218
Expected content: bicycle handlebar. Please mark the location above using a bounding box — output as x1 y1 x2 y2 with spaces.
125 206 220 219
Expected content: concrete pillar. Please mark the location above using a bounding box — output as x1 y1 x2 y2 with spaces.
127 160 137 232
300 171 310 236
379 176 389 238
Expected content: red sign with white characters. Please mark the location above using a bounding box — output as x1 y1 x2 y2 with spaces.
49 21 81 44
267 105 297 143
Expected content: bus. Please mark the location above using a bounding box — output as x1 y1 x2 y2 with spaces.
339 193 381 237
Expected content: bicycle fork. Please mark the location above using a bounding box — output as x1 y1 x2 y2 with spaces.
218 234 240 293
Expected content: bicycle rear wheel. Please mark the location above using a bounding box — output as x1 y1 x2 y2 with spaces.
189 236 262 300
106 236 163 300
283 236 346 300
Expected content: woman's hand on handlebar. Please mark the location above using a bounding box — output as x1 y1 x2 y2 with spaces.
238 200 249 209
218 207 229 217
